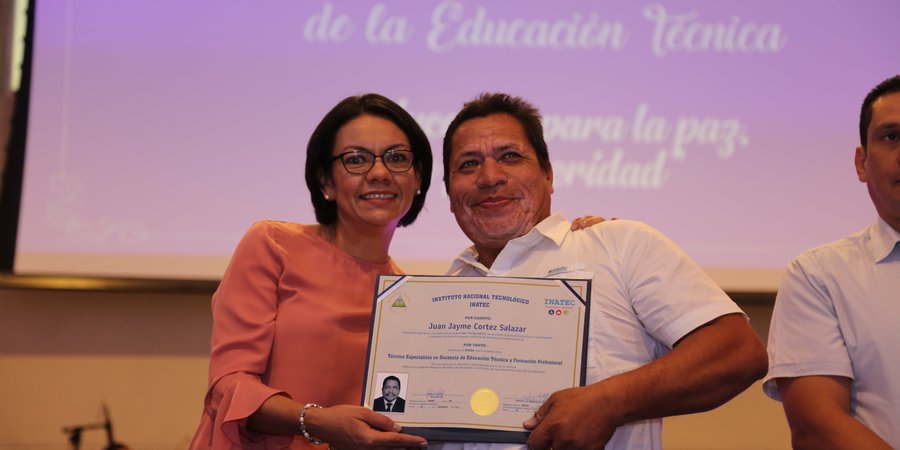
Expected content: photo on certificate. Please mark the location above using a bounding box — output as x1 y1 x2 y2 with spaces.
372 372 408 413
361 275 591 443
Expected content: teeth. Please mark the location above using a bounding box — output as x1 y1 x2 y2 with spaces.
362 193 397 199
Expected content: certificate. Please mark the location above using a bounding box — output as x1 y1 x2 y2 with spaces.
362 275 590 443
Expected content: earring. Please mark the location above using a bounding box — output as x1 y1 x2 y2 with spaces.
416 189 421 195
323 193 331 200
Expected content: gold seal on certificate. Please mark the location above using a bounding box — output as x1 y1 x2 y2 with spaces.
471 388 500 416
361 275 591 443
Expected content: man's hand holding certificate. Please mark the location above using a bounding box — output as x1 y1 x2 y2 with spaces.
362 275 591 443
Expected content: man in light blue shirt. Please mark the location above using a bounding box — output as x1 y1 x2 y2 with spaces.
765 74 900 449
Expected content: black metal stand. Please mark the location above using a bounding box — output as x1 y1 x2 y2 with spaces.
62 404 127 450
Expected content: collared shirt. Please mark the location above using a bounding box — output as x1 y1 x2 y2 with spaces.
765 217 900 446
436 213 743 450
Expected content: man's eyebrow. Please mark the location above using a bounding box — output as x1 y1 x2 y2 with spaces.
872 121 900 133
493 143 520 152
452 149 484 160
452 143 522 161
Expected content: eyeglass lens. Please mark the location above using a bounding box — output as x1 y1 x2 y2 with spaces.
339 149 414 174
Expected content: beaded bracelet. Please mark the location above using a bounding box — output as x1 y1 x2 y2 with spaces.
299 403 323 445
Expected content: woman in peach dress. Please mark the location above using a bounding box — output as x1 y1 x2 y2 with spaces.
190 94 432 450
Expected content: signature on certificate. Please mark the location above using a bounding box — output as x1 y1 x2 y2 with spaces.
426 388 446 399
519 392 550 402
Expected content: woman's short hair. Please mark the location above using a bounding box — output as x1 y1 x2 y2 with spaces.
305 94 433 227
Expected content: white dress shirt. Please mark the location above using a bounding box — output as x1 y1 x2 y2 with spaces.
432 213 743 450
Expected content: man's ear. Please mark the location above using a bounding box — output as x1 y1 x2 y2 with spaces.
546 163 554 195
855 145 867 183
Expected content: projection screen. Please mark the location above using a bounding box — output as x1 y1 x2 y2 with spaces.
13 0 900 291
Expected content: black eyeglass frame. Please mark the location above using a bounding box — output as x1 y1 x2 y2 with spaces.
331 148 416 174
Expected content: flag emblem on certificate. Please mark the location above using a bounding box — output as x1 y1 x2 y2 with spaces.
390 294 409 312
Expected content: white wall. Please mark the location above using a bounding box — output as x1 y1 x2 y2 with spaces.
0 288 790 450
0 289 211 450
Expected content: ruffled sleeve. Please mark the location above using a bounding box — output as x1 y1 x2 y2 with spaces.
191 222 294 450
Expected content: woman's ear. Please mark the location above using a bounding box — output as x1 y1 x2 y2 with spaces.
319 173 334 200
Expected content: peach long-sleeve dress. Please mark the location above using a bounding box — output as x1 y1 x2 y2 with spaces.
190 221 402 450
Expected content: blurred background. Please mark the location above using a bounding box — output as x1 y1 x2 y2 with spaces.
2 1 899 449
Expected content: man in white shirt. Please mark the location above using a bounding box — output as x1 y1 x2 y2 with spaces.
764 74 900 449
437 92 768 450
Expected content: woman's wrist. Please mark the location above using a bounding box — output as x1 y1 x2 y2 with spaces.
299 403 324 445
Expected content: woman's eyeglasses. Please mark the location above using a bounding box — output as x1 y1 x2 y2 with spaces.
332 148 415 174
